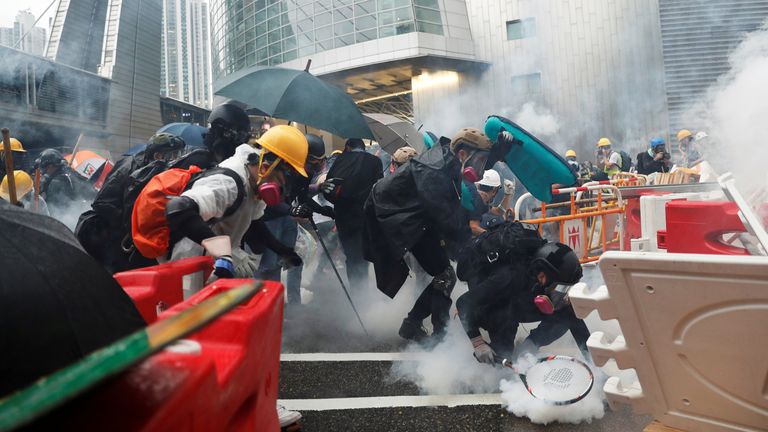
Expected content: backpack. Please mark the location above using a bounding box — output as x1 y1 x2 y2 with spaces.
618 150 632 172
131 166 245 259
456 221 546 282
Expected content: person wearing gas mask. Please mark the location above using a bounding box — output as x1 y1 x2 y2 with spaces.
173 102 252 170
364 128 514 343
164 125 306 280
456 241 590 364
254 133 335 305
323 138 384 291
38 148 77 217
636 137 671 176
564 149 579 174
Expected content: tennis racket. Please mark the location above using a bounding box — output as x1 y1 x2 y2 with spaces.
501 355 594 405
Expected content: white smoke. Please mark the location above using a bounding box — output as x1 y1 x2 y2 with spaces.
511 103 560 138
683 22 768 192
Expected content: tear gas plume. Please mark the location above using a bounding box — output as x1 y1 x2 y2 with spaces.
682 21 768 193
510 103 560 140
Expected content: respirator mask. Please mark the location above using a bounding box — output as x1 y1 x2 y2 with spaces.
460 149 489 183
247 151 284 206
533 282 574 315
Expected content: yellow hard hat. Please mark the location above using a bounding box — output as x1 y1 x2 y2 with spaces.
256 125 308 177
0 170 33 201
331 149 343 156
0 138 27 153
597 138 611 148
677 129 692 141
565 149 577 158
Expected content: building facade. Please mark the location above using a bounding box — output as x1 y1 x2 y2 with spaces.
0 10 47 56
161 0 214 108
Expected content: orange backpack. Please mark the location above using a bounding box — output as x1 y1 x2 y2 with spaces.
131 166 203 259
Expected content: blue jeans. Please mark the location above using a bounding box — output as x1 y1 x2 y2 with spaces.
256 216 302 304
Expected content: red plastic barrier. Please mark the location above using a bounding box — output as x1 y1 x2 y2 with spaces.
114 256 213 323
663 201 749 255
30 279 285 432
622 197 642 251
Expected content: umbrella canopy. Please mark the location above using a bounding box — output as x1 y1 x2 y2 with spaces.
363 113 425 155
65 150 113 181
216 67 374 139
156 123 207 148
0 201 145 397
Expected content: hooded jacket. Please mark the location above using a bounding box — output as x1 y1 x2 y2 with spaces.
363 144 471 297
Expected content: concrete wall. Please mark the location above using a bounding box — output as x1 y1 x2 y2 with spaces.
447 0 670 157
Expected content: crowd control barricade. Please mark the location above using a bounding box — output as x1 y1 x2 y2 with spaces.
25 278 285 432
515 184 625 263
114 256 213 323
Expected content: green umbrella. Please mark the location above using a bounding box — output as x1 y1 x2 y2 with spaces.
216 66 374 139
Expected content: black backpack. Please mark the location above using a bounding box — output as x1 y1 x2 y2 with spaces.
618 150 632 172
456 221 546 282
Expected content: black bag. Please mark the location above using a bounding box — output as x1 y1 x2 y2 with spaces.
456 221 546 282
618 150 632 172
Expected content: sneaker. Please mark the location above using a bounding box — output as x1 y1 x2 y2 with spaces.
277 403 302 428
398 317 428 342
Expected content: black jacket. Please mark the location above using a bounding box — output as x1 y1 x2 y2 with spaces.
363 144 471 297
326 149 383 212
91 156 143 226
636 150 671 175
41 169 77 211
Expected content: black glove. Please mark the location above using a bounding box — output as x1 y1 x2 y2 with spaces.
213 255 235 278
279 251 303 269
318 205 336 219
320 178 343 196
487 131 519 169
289 203 313 218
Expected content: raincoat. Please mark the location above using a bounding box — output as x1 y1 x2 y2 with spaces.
363 144 470 297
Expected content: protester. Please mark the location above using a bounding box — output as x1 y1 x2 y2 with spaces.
467 169 514 236
456 234 590 363
677 129 704 168
256 133 334 305
80 133 186 273
565 149 579 174
0 170 49 214
0 137 27 179
636 137 671 175
38 148 78 216
323 138 383 291
174 102 252 170
595 137 623 179
364 127 513 343
160 125 306 279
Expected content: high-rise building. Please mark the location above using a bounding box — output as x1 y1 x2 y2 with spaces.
0 10 47 56
161 0 213 108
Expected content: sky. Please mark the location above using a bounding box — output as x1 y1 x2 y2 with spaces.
0 0 60 29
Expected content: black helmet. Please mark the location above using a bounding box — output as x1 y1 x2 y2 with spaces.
305 133 326 160
38 149 65 169
145 133 186 163
531 242 583 285
208 103 251 139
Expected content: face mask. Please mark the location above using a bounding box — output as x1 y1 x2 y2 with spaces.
460 150 487 183
462 166 479 183
258 182 282 206
534 283 573 315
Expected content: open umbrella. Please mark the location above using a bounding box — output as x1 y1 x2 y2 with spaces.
156 123 207 148
65 150 114 183
216 66 374 139
363 113 425 155
0 201 145 397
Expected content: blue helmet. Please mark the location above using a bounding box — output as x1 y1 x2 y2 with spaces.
650 137 665 149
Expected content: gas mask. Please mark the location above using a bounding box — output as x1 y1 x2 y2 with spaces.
533 283 573 315
247 151 284 206
460 150 489 183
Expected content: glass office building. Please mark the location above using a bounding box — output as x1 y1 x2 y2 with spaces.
211 0 444 78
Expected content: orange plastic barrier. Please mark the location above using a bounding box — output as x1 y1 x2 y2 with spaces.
114 256 213 323
622 197 642 251
660 201 749 255
28 279 285 432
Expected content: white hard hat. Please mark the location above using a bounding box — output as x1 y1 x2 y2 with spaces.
694 131 708 141
476 169 501 188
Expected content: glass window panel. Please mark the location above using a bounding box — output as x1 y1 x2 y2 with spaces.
506 18 536 40
416 21 443 35
269 42 282 56
414 7 441 23
355 28 377 42
378 0 395 10
315 11 332 26
257 46 269 60
378 10 394 25
355 14 376 30
267 3 280 17
297 18 313 33
354 0 375 16
256 33 268 47
334 0 353 6
297 5 312 20
379 24 395 37
334 7 353 22
267 0 279 5
334 20 354 35
268 54 283 66
315 1 332 14
284 49 297 62
414 0 438 8
282 25 295 38
255 0 266 11
268 29 281 43
393 0 410 7
281 13 291 26
317 39 333 51
298 45 315 57
315 25 333 40
394 6 413 22
255 9 266 23
298 32 314 47
283 35 297 50
395 21 414 34
268 17 280 31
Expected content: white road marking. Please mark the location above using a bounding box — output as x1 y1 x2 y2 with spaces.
280 352 430 362
278 394 505 411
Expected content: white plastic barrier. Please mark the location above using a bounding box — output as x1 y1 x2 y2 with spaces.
630 193 705 253
569 251 768 432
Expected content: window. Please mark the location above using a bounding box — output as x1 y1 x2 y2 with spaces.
510 72 542 95
506 17 536 40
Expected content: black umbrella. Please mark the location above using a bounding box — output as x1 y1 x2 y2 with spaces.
0 201 145 397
